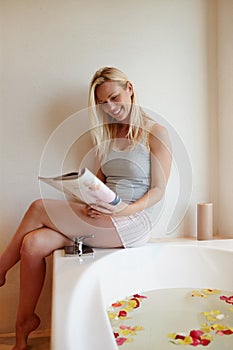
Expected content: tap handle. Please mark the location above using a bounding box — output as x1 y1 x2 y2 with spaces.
76 235 95 243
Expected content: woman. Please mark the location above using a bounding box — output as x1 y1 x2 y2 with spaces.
0 67 171 350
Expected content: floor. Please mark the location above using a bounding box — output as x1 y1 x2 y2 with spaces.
0 330 50 350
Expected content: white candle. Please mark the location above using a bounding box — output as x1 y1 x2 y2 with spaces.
197 203 213 240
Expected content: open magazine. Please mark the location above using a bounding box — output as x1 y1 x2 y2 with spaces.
38 168 122 213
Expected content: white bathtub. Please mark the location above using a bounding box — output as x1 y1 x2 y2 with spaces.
51 238 233 350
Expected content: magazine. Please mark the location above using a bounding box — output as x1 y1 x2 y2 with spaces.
38 168 122 213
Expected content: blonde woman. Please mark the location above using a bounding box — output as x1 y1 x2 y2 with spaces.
0 67 171 350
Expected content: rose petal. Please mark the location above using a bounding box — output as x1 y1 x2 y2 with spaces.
118 310 127 318
202 289 221 295
116 337 127 346
190 329 204 340
175 334 186 340
130 297 140 308
220 295 233 305
221 329 233 335
216 331 224 336
200 338 211 346
133 293 147 299
112 302 123 308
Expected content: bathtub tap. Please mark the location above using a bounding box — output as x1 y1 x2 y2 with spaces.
64 235 94 256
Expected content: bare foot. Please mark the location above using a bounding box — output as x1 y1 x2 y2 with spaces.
0 272 6 287
12 314 40 350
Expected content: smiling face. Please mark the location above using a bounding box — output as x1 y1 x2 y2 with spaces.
95 81 133 123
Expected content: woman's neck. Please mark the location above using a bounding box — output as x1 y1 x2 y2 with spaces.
116 123 129 138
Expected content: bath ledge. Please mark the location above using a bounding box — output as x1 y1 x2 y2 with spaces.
149 236 233 252
54 235 233 264
149 235 233 243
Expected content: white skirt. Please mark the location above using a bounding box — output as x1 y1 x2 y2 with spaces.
111 211 152 248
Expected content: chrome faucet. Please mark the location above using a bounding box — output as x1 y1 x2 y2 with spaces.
64 235 94 257
73 235 94 256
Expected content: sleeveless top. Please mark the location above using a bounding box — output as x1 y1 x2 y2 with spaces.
101 120 155 207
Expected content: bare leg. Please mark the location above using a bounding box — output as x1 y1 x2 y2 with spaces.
0 200 50 286
0 198 123 285
0 198 123 349
12 227 73 350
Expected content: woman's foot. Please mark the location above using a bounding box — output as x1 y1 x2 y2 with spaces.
0 271 6 287
12 314 40 350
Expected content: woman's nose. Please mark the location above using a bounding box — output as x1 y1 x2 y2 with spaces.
105 101 115 112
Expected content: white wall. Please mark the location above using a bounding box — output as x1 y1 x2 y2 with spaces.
217 0 233 236
0 0 232 334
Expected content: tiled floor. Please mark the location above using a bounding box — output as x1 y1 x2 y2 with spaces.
0 330 50 350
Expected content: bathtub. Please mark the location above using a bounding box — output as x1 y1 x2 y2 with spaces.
51 238 233 350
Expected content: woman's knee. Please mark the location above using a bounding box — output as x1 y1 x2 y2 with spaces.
24 199 48 225
20 232 46 258
27 199 45 215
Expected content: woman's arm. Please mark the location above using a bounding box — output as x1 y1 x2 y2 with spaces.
96 167 106 183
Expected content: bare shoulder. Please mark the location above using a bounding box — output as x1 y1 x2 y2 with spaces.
148 122 171 151
150 122 167 136
149 122 170 141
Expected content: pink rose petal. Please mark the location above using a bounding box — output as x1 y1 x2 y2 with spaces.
116 337 127 346
220 295 233 305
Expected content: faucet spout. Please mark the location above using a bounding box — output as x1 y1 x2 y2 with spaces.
73 235 95 256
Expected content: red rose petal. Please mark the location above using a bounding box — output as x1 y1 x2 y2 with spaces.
175 334 186 340
133 293 147 299
190 329 204 340
112 302 122 307
220 295 233 304
200 338 211 346
222 329 233 335
130 297 140 308
118 310 127 317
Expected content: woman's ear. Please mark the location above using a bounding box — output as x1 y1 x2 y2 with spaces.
127 81 133 96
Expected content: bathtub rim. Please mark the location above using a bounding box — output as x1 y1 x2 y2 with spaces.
51 237 233 350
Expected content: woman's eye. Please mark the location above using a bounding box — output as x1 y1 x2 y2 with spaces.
111 95 119 101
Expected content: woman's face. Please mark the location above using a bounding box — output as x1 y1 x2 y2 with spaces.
95 81 133 123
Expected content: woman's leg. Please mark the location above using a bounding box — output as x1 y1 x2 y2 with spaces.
0 198 123 349
13 227 73 350
0 199 53 286
0 198 123 285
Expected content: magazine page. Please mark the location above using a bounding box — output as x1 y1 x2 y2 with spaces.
38 168 121 211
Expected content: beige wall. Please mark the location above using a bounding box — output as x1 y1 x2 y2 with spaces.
217 0 233 235
0 0 232 334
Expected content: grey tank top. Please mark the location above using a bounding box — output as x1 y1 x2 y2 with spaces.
101 121 155 205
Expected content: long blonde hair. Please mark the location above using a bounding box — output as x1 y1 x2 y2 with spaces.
88 67 149 161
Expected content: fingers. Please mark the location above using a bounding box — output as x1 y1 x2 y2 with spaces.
83 205 103 219
90 204 112 214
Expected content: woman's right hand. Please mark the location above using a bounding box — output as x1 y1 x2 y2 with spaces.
82 205 106 219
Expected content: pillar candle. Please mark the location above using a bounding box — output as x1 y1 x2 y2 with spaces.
197 203 213 240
